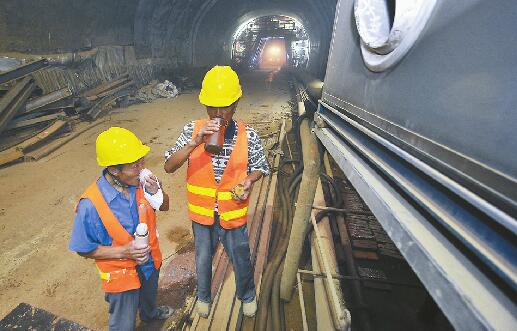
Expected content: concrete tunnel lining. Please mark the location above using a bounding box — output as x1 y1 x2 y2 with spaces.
1 0 337 76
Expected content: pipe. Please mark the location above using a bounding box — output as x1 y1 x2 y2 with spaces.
311 230 335 330
311 180 351 330
296 271 309 331
322 154 372 331
311 213 351 331
280 117 321 301
255 128 299 331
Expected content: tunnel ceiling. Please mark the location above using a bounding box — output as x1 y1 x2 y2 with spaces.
135 0 337 74
1 0 336 75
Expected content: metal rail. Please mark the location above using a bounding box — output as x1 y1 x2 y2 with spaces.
0 59 49 85
0 77 37 135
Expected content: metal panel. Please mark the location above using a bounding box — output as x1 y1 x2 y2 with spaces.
323 0 517 215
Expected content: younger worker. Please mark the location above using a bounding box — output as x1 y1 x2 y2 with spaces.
164 66 270 318
69 127 173 330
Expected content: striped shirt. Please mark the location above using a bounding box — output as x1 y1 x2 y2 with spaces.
164 120 270 182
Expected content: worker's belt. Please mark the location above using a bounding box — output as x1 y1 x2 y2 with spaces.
188 202 248 221
187 183 232 201
96 265 138 282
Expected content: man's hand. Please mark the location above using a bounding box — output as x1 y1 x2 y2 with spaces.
144 175 160 195
126 240 150 264
191 119 221 146
233 178 253 201
165 119 224 174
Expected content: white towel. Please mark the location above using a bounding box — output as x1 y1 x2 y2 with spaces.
139 168 164 210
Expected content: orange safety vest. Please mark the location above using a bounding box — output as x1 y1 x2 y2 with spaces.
187 119 249 229
78 180 162 293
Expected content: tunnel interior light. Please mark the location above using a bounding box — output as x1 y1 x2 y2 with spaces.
231 15 310 69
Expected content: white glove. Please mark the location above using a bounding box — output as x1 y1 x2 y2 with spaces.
139 168 164 210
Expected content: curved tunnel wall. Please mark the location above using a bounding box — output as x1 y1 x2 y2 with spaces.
190 0 336 77
1 0 336 77
0 0 138 53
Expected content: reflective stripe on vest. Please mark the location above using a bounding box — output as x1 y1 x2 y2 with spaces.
186 119 249 229
187 183 233 200
78 180 162 293
187 202 248 221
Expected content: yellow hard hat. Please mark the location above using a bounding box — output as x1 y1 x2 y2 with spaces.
96 127 150 167
199 66 242 107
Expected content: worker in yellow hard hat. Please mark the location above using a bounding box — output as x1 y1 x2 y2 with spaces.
164 66 270 318
69 127 173 330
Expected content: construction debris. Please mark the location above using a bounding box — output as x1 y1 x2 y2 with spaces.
0 55 180 166
0 76 37 135
0 59 49 85
134 80 180 103
152 80 179 98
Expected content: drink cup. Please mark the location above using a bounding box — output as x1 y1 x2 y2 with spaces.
205 117 227 154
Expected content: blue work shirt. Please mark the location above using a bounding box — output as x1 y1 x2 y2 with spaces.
69 170 156 279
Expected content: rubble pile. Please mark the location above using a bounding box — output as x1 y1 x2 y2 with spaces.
0 58 181 167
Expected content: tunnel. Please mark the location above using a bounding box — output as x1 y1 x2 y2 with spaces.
1 1 515 331
0 0 336 78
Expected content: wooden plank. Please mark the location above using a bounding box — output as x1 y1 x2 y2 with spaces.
7 113 62 130
352 239 378 250
241 121 286 331
352 250 379 260
0 120 67 166
24 87 72 112
199 170 270 330
226 179 268 331
311 235 334 331
0 77 36 135
24 118 108 162
81 75 129 98
209 176 271 330
194 254 231 330
16 120 67 151
227 300 242 331
0 149 23 167
311 180 349 330
207 268 236 331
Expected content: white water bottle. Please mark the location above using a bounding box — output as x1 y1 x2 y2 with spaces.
135 223 149 264
134 223 149 265
135 223 149 247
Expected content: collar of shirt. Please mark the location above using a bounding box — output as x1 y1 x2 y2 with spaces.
225 119 236 140
98 169 137 204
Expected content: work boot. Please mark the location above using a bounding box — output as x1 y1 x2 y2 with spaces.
155 306 174 320
242 297 257 317
196 301 211 318
140 305 174 323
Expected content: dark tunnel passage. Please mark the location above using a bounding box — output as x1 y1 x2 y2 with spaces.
0 0 336 78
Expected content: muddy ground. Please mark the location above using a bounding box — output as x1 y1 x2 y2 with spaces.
0 71 290 330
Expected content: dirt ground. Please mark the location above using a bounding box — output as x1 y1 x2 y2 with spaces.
0 70 290 330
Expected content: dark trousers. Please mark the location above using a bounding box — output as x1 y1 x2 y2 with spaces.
104 268 160 331
192 213 256 304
